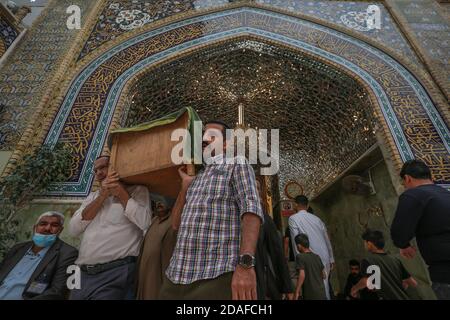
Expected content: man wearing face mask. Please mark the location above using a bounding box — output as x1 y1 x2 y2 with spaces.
0 212 78 300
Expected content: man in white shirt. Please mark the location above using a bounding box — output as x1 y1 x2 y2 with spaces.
288 195 335 300
69 155 151 300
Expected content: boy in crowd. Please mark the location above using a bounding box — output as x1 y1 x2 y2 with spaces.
351 230 417 300
294 233 327 300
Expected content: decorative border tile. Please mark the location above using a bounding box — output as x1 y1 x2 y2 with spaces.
42 7 449 196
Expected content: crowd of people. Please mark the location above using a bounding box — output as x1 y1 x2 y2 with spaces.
0 120 449 300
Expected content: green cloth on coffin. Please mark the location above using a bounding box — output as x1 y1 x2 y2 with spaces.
108 106 202 163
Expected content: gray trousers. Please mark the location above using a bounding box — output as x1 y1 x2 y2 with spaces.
432 282 450 300
70 262 136 300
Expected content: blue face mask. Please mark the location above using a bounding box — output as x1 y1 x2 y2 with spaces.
32 233 57 248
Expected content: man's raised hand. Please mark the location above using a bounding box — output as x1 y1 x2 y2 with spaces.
178 165 195 189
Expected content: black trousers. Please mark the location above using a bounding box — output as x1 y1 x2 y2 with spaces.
159 272 233 300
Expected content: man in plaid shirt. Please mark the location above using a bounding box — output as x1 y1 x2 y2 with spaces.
159 120 264 300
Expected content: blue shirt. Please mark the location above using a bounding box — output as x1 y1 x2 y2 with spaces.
0 246 50 300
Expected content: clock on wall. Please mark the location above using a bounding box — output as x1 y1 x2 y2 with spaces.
284 181 304 200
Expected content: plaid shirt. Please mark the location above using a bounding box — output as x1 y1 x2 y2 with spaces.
166 154 263 284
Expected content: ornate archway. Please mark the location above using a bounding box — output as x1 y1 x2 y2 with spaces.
116 36 378 196
39 6 449 196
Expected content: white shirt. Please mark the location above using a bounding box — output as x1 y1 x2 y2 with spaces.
288 210 335 266
69 185 152 265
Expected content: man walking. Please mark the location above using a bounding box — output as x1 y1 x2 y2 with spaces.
288 195 335 299
294 233 327 300
159 120 263 300
137 194 177 299
352 230 417 300
255 180 293 300
391 159 450 300
69 155 151 300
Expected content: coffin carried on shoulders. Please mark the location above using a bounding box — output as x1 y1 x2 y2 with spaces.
109 107 201 198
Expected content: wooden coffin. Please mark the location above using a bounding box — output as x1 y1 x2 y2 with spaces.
109 109 196 198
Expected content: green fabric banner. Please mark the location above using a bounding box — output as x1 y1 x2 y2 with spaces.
108 107 202 162
110 106 201 134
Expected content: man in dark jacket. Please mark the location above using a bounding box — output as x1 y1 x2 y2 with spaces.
0 211 78 300
255 180 293 300
391 159 450 300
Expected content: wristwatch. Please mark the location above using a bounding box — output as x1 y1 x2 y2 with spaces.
238 253 256 269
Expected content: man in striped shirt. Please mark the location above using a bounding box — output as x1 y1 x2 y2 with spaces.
159 120 264 300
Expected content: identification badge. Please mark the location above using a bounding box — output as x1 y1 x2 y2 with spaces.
26 281 48 295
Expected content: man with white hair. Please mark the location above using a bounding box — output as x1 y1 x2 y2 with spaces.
69 155 151 300
0 211 78 300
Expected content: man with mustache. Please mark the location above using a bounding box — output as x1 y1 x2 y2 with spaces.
137 193 177 300
69 155 151 300
159 120 263 300
0 212 78 300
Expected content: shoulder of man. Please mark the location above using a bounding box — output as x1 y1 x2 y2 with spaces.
309 212 324 223
400 185 434 200
0 242 30 275
382 253 409 274
289 212 302 221
15 241 32 250
58 239 78 252
54 238 78 257
6 241 32 256
390 253 405 265
295 253 304 265
312 252 322 259
312 252 323 263
231 155 249 165
360 257 372 271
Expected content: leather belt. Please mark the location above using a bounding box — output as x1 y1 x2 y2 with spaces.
80 256 137 275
